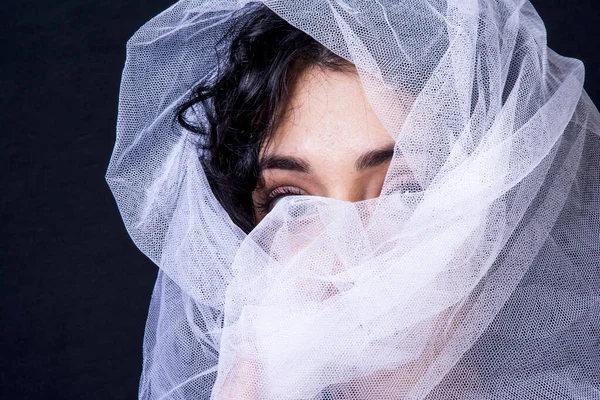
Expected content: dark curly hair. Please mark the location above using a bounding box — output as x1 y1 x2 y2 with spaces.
177 4 354 233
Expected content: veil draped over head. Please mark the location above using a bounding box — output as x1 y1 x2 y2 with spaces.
106 0 600 398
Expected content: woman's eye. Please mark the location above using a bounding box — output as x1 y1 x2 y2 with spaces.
257 186 307 213
388 181 422 194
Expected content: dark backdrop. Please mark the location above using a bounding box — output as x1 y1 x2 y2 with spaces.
1 1 598 399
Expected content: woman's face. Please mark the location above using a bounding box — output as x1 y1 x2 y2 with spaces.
252 67 414 221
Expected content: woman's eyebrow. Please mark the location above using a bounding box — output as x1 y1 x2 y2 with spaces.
260 154 311 173
355 144 396 170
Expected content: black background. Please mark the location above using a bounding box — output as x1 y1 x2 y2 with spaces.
1 1 598 399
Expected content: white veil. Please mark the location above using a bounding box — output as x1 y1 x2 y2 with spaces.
106 0 600 398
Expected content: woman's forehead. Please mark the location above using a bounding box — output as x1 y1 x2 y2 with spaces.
264 68 396 160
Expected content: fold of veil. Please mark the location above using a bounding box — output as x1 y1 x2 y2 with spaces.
106 0 600 398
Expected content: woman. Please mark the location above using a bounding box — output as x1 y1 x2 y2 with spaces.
175 5 393 233
107 0 599 399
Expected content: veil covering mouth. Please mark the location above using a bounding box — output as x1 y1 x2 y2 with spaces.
106 0 600 398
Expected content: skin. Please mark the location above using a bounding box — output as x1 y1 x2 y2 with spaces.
252 66 415 222
219 68 424 398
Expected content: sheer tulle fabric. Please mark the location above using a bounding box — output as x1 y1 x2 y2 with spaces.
106 0 600 398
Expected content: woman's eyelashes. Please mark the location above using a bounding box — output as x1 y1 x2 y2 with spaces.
254 180 422 217
386 180 422 194
255 186 308 213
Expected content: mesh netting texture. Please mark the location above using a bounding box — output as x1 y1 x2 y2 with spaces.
106 0 600 398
